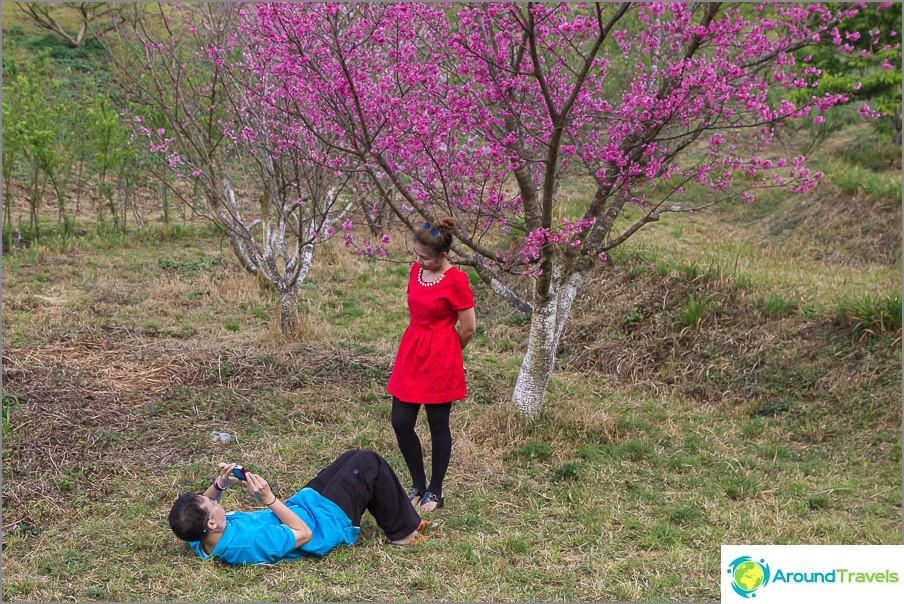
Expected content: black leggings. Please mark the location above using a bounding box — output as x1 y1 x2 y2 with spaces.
390 396 452 497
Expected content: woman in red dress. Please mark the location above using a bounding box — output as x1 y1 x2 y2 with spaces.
387 216 476 512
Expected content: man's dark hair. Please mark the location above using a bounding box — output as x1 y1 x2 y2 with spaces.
168 493 208 542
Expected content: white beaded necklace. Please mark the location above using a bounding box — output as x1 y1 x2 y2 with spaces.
418 267 448 287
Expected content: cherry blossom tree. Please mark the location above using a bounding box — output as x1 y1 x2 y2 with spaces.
104 3 356 334
246 2 865 417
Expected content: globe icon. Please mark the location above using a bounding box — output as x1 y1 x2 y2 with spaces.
733 560 765 592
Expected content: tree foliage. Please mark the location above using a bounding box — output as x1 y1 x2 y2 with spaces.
796 1 901 141
243 2 866 417
2 54 62 237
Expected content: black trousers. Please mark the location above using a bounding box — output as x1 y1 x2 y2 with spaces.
303 450 421 541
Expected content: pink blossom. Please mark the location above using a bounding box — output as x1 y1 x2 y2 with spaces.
226 1 858 274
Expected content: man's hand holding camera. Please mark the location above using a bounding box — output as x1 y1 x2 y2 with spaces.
208 461 312 548
242 471 277 506
214 463 244 489
212 462 276 506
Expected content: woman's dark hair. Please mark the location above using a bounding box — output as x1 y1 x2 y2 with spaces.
414 216 459 256
168 493 209 542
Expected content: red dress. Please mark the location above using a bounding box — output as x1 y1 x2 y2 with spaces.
387 263 475 404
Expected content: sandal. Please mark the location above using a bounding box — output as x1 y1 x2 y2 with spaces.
407 486 425 504
418 490 444 511
416 518 432 532
390 532 429 547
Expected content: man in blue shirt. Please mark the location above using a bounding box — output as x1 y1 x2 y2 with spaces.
167 450 427 565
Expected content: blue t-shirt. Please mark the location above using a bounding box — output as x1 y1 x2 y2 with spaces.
189 488 360 566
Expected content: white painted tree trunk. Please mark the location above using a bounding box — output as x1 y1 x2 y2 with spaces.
512 267 584 419
279 283 300 335
513 298 559 419
276 242 314 334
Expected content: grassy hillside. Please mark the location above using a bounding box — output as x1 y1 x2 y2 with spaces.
1 179 900 601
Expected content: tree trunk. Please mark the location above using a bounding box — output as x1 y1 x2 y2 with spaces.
513 297 559 419
4 172 14 227
511 266 584 419
74 160 84 221
279 283 299 335
298 242 314 283
162 182 169 224
29 160 41 239
892 108 902 147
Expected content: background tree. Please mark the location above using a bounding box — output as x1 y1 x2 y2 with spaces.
248 2 863 417
3 4 135 244
2 64 24 231
2 53 62 241
14 2 125 49
794 1 902 143
103 3 356 334
86 92 131 229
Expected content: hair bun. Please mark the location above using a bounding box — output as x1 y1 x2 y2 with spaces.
432 216 459 233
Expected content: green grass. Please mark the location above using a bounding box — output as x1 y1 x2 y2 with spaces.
823 159 903 202
678 292 714 330
603 190 900 311
836 293 903 338
760 292 798 318
1 227 900 601
835 137 902 172
2 392 19 440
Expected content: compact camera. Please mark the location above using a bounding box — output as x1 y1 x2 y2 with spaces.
232 465 248 481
